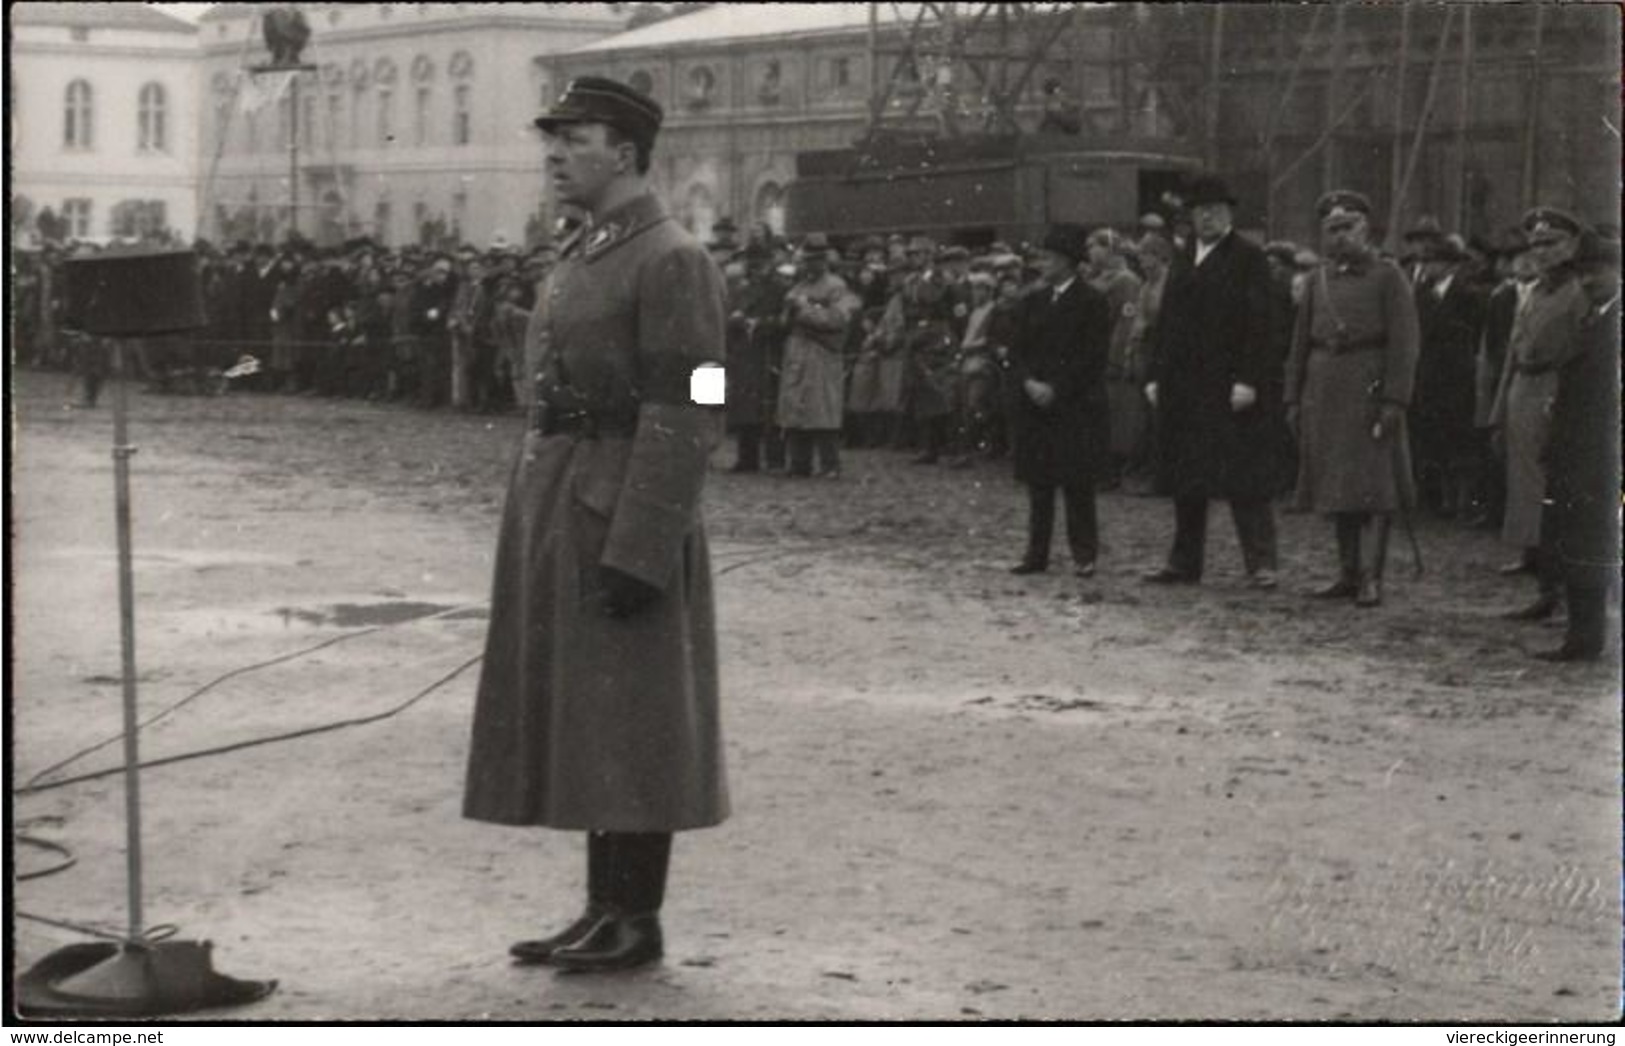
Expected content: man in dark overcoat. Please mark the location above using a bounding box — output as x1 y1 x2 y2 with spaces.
411 254 457 407
723 242 787 471
1143 175 1286 589
1283 190 1421 608
1409 234 1486 518
1007 225 1112 577
1534 231 1620 662
464 76 727 974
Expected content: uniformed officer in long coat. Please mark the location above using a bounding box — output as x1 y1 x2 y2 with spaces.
463 76 728 974
1487 207 1591 621
1534 231 1620 662
1283 190 1421 607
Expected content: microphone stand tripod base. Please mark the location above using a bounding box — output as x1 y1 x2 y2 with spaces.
19 939 276 1018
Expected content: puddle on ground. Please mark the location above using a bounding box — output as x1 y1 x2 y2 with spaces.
272 601 455 628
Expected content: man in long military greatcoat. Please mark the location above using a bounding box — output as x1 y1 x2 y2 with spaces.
464 76 728 974
1283 190 1421 608
1487 207 1592 622
1534 230 1620 662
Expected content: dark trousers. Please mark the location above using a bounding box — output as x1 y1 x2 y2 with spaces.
733 424 785 471
415 333 450 408
787 429 840 475
1024 482 1098 567
1169 495 1278 578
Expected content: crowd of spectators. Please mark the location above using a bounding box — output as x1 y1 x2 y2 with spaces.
11 200 1617 659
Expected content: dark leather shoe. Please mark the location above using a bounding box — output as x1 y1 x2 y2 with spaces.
1355 576 1383 608
549 912 663 973
1310 577 1357 599
1142 567 1198 585
1502 595 1561 622
1009 561 1047 575
1532 641 1604 662
509 906 605 965
1497 559 1536 576
1073 561 1096 579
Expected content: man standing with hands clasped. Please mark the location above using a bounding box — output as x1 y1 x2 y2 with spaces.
1007 224 1112 578
463 76 729 974
1143 175 1288 590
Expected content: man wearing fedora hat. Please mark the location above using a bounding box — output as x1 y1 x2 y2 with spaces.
1409 225 1486 521
1143 174 1288 590
777 232 857 477
1007 224 1112 577
465 76 729 974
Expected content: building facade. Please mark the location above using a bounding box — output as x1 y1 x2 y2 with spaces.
197 2 628 248
545 3 1620 249
10 2 202 245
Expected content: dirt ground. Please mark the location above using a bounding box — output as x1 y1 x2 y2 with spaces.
9 368 1621 1023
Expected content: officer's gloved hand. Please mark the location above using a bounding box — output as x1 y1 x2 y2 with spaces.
598 566 661 618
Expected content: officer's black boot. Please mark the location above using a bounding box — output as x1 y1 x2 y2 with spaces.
1355 514 1390 608
1312 514 1361 599
1534 585 1607 662
509 832 614 965
551 832 669 973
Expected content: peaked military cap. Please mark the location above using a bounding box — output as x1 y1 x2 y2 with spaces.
1521 206 1583 242
939 245 971 262
1316 189 1372 222
535 75 664 147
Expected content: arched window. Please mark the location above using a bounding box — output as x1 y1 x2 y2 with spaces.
453 84 472 146
138 82 167 151
63 79 93 149
628 70 655 97
378 88 394 146
414 85 430 146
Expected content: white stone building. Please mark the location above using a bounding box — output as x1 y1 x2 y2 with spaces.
10 2 203 245
196 2 629 248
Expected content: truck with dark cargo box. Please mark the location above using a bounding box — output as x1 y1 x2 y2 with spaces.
785 132 1202 246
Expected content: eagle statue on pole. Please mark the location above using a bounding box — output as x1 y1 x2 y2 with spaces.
262 4 312 68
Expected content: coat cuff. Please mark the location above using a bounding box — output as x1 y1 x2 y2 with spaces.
601 488 694 590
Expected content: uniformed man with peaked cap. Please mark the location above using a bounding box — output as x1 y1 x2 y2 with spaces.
1284 189 1421 607
463 75 728 973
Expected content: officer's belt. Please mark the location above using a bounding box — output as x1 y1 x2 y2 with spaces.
532 403 638 438
1309 334 1387 355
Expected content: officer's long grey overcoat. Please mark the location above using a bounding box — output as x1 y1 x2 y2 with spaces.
1283 254 1420 514
464 192 728 832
